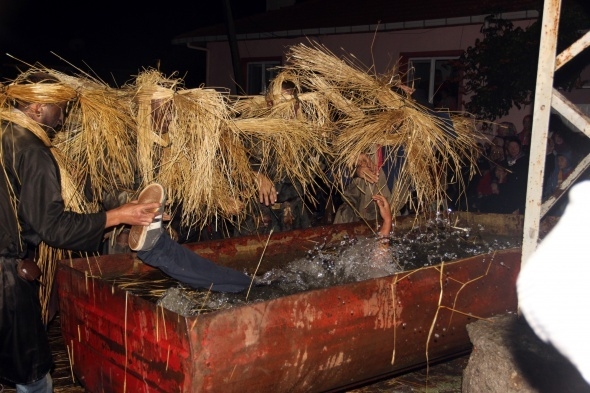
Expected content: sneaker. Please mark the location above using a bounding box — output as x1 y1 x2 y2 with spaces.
128 183 166 251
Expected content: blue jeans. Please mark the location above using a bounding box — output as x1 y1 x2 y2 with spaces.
137 232 251 293
15 372 52 393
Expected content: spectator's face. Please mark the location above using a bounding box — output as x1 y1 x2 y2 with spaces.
507 141 521 158
553 133 564 145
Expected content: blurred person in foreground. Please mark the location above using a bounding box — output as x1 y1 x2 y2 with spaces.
517 180 590 387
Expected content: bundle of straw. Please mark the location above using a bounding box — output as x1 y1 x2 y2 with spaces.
276 41 482 214
229 75 333 212
129 69 258 228
55 74 137 201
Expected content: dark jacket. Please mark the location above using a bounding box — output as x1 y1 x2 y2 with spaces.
501 154 529 214
0 121 106 257
0 119 106 384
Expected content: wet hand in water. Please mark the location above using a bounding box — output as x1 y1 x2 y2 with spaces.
372 195 392 221
372 195 392 238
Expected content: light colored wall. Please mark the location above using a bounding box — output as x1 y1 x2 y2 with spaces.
208 24 488 91
205 20 590 128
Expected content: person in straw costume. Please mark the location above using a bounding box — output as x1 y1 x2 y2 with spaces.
0 72 162 393
230 72 332 235
126 69 255 241
233 79 316 235
114 70 252 292
277 42 481 225
332 143 400 224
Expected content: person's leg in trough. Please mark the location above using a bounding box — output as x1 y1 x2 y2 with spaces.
137 233 251 293
130 183 251 293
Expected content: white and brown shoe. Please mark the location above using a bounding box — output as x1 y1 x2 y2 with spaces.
128 183 166 251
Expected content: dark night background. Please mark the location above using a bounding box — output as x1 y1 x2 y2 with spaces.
0 0 267 87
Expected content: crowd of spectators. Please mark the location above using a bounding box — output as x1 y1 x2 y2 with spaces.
464 113 588 216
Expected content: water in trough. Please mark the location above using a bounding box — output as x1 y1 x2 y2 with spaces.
113 214 519 316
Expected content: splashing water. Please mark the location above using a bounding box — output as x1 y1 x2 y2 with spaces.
197 216 519 312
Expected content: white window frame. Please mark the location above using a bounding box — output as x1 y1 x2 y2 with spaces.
407 56 460 105
245 60 281 95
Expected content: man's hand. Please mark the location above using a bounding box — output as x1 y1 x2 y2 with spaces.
105 201 161 228
355 153 379 184
257 173 277 206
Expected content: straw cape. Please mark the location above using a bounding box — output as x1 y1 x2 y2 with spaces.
273 41 483 216
229 72 333 216
127 69 258 230
54 72 137 204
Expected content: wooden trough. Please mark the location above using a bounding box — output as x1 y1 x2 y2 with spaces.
56 212 555 392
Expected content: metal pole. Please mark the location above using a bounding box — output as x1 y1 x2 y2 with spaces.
521 0 561 267
555 31 590 71
222 0 244 94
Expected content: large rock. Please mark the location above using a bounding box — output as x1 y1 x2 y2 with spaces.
463 313 590 393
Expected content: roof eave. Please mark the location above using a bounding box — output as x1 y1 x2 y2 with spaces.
172 10 539 46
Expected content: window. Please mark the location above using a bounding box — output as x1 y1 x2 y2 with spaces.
399 51 462 111
242 58 282 95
